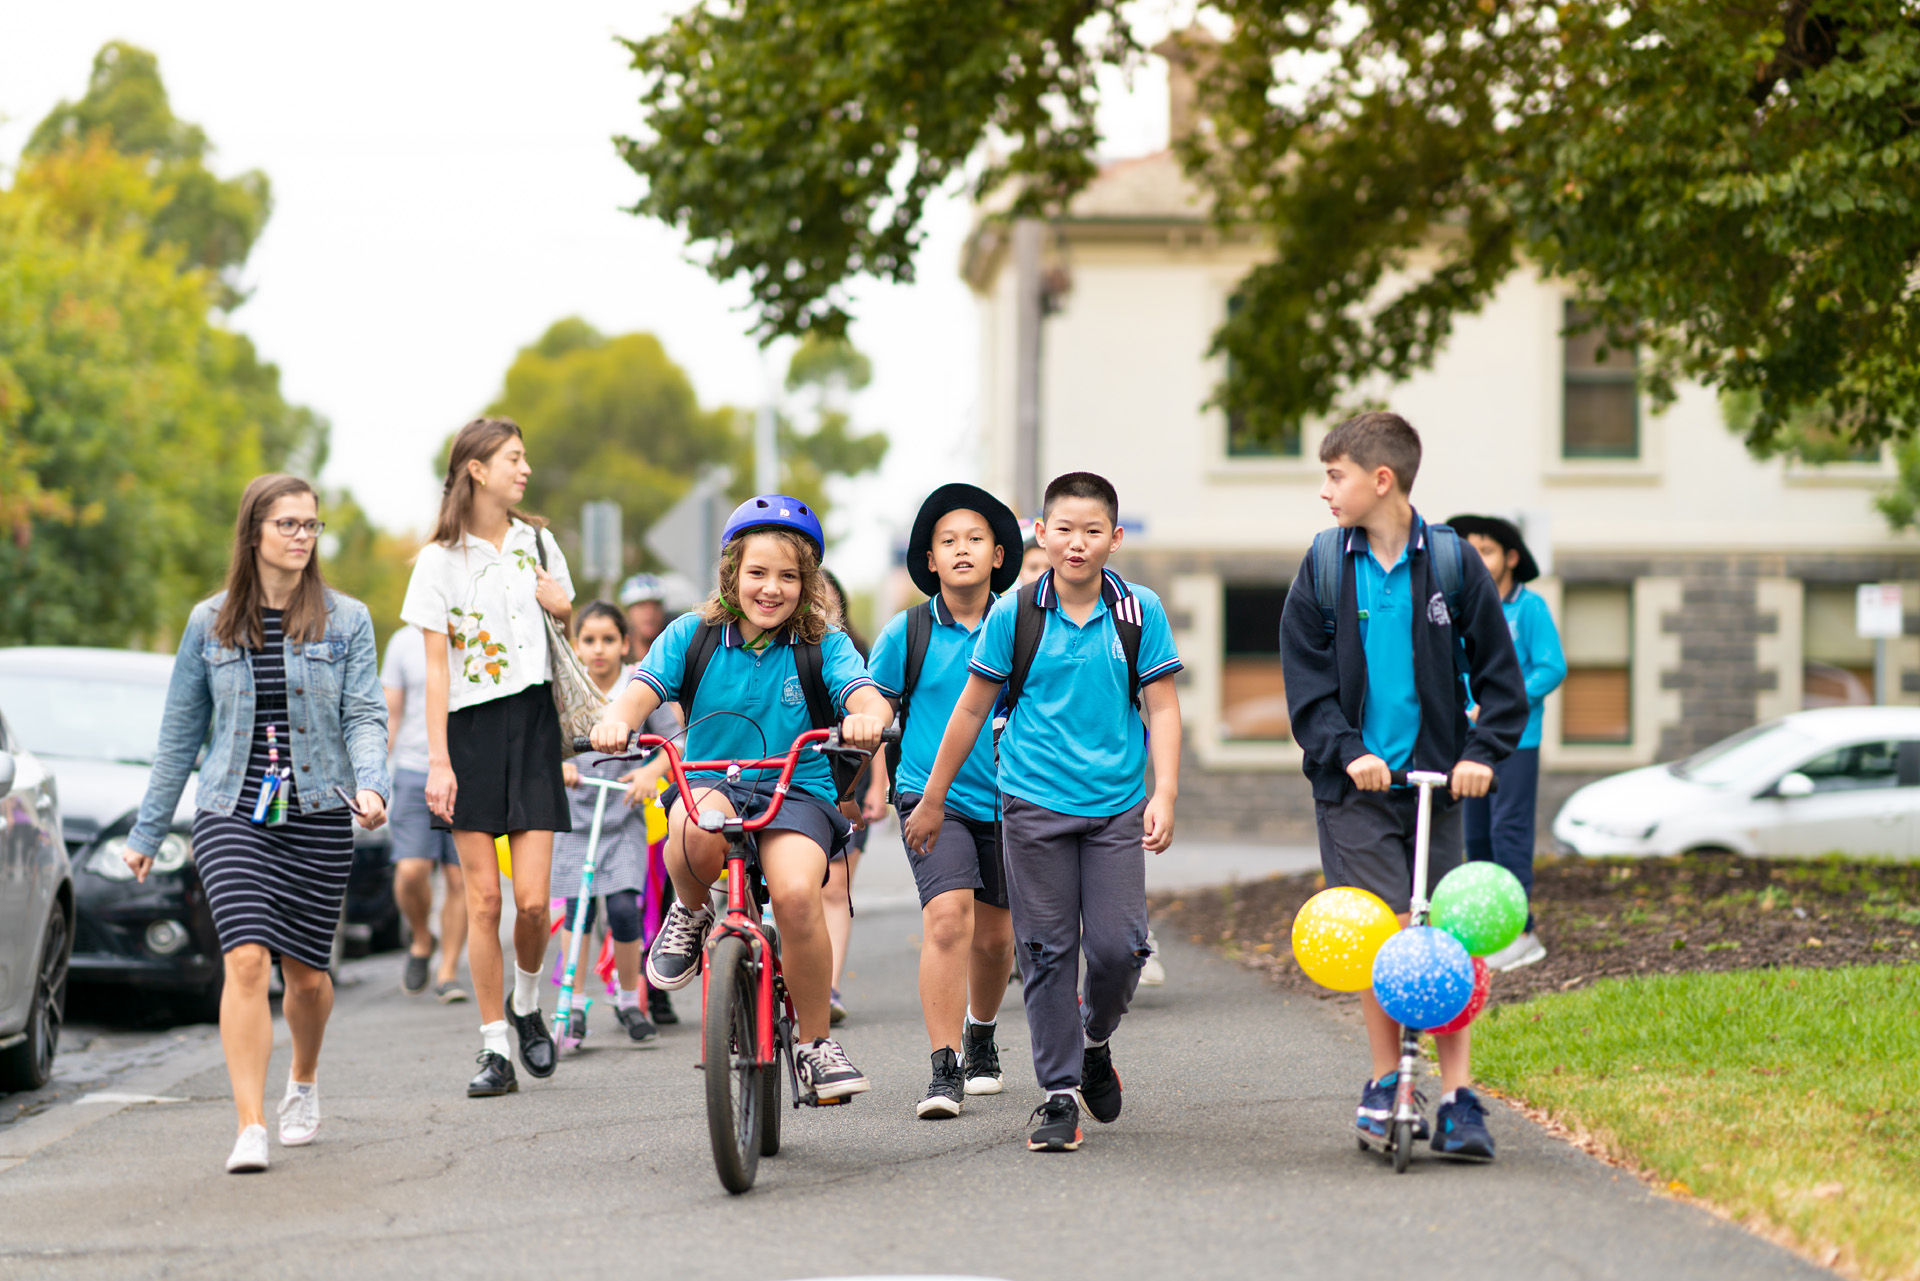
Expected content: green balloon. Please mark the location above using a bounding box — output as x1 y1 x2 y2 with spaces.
1430 863 1527 957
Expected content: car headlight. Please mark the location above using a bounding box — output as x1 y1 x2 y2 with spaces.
89 832 192 878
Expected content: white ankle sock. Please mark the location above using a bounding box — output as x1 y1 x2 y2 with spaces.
480 1021 509 1059
616 987 641 1011
966 1012 995 1032
1084 1032 1109 1050
1443 1088 1460 1106
511 965 541 1017
1046 1088 1078 1103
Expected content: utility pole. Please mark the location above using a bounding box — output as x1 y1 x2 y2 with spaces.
1012 218 1044 521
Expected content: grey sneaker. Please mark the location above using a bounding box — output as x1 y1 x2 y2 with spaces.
434 979 469 1004
1485 931 1547 972
402 949 431 995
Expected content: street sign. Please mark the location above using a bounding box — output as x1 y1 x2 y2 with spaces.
646 467 733 595
579 500 622 585
1856 583 1904 638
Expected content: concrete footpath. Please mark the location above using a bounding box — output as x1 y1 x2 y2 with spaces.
0 839 1828 1281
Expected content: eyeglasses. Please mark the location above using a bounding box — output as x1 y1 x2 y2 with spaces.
268 519 326 538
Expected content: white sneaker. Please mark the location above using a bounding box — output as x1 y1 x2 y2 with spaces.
277 1083 320 1146
226 1124 269 1173
1484 931 1547 972
1139 931 1166 987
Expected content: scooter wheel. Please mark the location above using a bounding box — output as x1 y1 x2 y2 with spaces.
1392 1120 1412 1173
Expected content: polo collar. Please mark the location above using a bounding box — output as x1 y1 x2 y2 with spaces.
1342 512 1429 562
721 621 800 648
931 590 998 628
459 518 538 554
1033 568 1131 612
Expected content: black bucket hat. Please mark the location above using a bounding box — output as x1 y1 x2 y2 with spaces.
908 483 1023 598
1446 513 1540 583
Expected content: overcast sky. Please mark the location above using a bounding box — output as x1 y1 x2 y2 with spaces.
1 3 1174 588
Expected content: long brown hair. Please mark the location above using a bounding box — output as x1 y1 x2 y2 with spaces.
699 529 840 645
431 417 546 547
213 474 331 649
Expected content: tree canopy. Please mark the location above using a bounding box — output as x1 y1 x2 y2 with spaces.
619 0 1920 456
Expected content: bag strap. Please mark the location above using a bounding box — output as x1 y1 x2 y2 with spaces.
1102 571 1144 710
886 601 933 805
1311 527 1344 637
679 621 723 720
795 638 864 801
1426 522 1465 623
1002 580 1048 718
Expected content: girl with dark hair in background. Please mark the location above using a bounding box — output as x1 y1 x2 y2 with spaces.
400 418 575 1098
821 567 888 1024
128 475 390 1173
550 601 680 1047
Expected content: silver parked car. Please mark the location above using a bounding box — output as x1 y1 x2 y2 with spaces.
1554 706 1920 858
0 701 73 1091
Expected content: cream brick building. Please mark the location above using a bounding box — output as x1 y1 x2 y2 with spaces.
961 150 1920 843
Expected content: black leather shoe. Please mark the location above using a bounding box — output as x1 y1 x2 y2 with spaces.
506 998 557 1078
467 1050 518 1097
647 987 678 1026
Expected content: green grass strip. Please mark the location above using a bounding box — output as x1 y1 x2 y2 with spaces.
1474 966 1920 1280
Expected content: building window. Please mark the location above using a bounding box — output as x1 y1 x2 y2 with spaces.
1561 584 1632 743
1221 584 1290 741
1562 303 1638 459
1224 294 1302 458
1803 585 1875 708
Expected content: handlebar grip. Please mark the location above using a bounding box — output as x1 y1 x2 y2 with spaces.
1388 768 1499 794
571 736 593 754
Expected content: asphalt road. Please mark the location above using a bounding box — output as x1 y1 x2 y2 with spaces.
0 839 1829 1281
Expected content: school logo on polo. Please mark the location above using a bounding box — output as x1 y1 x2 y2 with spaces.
1111 635 1126 662
781 676 805 707
1428 592 1450 626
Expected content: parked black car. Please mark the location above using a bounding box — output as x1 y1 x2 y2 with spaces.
0 704 73 1091
0 648 401 1023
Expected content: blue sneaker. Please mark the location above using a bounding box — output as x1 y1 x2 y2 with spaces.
1431 1088 1496 1161
1356 1073 1429 1142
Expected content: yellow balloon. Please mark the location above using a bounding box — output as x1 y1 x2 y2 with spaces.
1291 887 1400 992
495 835 512 879
644 777 669 845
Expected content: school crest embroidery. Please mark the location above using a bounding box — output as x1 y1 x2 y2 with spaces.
1427 592 1450 626
781 676 805 707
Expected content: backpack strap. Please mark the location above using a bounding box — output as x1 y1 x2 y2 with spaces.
679 621 724 720
794 637 864 801
1002 580 1048 717
1310 527 1345 637
1426 522 1465 623
886 602 934 805
1101 570 1144 710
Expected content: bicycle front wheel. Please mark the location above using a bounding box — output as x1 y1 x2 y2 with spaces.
703 934 763 1193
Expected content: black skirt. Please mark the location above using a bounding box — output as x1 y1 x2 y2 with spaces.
435 682 572 836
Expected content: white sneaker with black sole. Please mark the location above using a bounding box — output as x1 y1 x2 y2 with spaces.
796 1036 870 1102
226 1124 269 1173
644 900 714 992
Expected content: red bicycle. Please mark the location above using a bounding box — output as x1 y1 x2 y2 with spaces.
575 724 893 1194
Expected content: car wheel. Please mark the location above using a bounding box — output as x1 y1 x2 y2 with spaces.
1684 845 1737 858
0 904 71 1091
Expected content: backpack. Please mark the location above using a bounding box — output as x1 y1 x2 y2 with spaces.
679 622 865 801
882 601 935 804
994 572 1144 755
1309 523 1465 636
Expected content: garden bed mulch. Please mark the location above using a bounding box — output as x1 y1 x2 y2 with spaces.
1150 852 1920 1004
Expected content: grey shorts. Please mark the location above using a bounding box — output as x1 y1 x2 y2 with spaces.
389 768 457 865
664 777 853 864
1314 788 1463 915
896 794 1008 911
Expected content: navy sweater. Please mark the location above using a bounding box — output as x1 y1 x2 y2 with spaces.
1280 523 1530 803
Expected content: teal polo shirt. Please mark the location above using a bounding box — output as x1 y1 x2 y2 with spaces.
969 569 1183 817
633 613 878 804
1350 522 1423 772
869 593 1000 823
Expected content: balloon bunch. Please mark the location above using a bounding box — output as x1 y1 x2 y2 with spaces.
1290 862 1526 1031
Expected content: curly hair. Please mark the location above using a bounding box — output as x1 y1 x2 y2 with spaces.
699 528 841 644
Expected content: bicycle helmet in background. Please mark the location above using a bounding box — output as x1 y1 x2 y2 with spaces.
721 494 825 560
618 572 668 606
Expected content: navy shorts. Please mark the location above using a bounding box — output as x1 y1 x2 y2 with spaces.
896 793 1008 910
1314 788 1463 915
664 777 853 865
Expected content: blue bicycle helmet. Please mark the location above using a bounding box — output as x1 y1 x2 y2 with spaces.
721 494 825 560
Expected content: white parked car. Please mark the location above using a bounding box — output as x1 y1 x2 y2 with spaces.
1553 707 1920 858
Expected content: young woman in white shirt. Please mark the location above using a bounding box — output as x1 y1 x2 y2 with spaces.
400 418 575 1097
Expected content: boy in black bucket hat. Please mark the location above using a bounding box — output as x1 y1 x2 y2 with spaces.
1446 514 1565 972
869 483 1023 1120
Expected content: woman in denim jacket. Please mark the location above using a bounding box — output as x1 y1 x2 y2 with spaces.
128 474 390 1174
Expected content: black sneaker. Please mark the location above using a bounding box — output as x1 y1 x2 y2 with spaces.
1077 1042 1123 1124
1431 1088 1496 1161
614 1003 660 1046
647 986 678 1026
644 901 713 992
795 1037 870 1102
506 997 557 1079
915 1047 964 1119
467 1050 518 1097
1357 1073 1430 1144
1027 1095 1082 1152
402 948 431 996
962 1021 1003 1096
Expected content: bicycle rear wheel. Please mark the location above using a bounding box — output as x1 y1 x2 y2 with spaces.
703 935 763 1193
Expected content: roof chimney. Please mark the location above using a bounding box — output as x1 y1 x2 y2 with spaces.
1153 28 1217 145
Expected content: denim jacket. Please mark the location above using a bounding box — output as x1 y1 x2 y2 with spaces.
129 591 392 856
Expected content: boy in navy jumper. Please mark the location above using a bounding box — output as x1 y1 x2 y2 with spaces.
909 472 1183 1153
1280 413 1527 1161
870 484 1024 1118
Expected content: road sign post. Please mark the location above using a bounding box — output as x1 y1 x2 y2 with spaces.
579 500 623 601
1856 583 1904 706
646 467 733 599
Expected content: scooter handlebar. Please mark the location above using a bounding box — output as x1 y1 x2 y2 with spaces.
1389 768 1498 794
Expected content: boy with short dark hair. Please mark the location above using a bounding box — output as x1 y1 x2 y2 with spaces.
1280 412 1528 1161
1447 514 1565 972
909 471 1184 1153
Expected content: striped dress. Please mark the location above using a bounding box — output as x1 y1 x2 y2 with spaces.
191 608 354 972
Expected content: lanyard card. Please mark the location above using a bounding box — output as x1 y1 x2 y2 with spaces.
250 771 280 825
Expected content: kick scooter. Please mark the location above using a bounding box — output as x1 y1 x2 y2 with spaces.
552 773 632 1051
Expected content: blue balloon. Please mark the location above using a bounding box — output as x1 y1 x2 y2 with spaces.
1371 927 1475 1030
